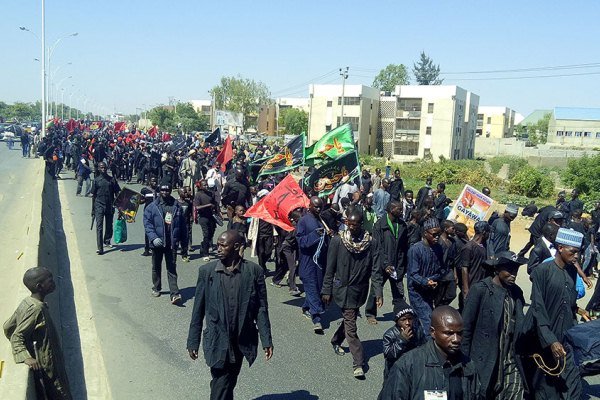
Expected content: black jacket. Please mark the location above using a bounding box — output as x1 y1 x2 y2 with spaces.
389 178 404 201
461 277 526 395
91 173 120 209
321 235 382 309
527 238 552 276
186 259 273 368
382 323 426 379
379 339 482 400
221 178 251 208
372 216 409 278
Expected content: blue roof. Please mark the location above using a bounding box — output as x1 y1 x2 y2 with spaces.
554 107 600 121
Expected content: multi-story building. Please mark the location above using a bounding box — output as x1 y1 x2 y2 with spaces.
257 98 309 136
379 85 479 161
548 107 600 147
308 84 380 154
476 106 516 138
190 100 212 116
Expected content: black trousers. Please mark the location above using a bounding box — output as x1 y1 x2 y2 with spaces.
273 246 298 290
198 217 216 257
210 350 244 400
365 273 404 318
331 308 364 369
144 233 150 253
95 207 114 252
257 235 274 271
151 247 179 296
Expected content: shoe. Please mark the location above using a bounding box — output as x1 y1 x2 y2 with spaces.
270 281 282 288
332 344 345 356
367 317 378 325
302 309 312 320
105 243 114 248
141 251 150 256
151 289 160 297
96 249 104 255
203 256 210 262
353 367 365 379
289 288 301 296
171 294 182 305
182 256 190 263
313 323 324 334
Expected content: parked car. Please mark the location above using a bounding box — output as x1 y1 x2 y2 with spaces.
0 123 24 138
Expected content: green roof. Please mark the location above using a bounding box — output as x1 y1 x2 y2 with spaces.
519 109 551 126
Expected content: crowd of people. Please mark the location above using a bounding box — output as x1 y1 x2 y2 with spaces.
4 119 600 399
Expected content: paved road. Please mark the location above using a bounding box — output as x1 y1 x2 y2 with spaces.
56 168 600 399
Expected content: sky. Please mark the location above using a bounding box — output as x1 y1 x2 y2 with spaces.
2 0 600 117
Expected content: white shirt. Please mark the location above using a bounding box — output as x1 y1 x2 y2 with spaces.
542 236 556 257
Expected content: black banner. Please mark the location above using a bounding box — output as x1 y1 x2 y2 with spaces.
257 134 305 178
304 151 360 196
205 128 221 146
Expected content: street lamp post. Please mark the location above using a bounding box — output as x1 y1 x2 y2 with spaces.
55 76 72 118
339 67 349 127
69 89 80 119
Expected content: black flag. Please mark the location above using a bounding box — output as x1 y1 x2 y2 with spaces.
205 128 221 146
304 151 360 197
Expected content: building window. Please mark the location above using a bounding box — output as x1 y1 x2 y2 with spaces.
487 117 491 124
266 121 269 129
326 125 332 131
453 149 460 159
394 139 419 156
565 131 573 137
556 131 564 136
584 132 592 137
327 100 332 107
396 118 420 131
201 105 211 113
337 97 360 106
596 132 600 138
427 103 434 113
424 148 432 158
336 116 359 131
426 127 432 135
397 98 422 111
575 131 582 137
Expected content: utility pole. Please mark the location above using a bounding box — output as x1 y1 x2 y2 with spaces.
41 0 46 137
339 66 349 127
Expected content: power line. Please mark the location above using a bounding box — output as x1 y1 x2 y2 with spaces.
441 62 600 75
445 70 600 81
270 69 338 96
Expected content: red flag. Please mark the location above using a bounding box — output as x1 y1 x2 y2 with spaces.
244 175 309 231
147 126 157 138
114 122 126 132
216 135 233 172
66 118 76 133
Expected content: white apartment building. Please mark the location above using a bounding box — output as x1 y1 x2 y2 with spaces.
378 85 479 161
477 106 516 138
308 84 380 154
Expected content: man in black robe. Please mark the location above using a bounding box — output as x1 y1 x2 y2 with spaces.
526 228 591 399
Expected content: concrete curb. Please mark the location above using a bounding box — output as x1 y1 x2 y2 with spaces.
58 180 112 399
0 160 44 400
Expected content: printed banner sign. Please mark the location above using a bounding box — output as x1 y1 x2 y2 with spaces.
446 184 494 236
114 188 142 223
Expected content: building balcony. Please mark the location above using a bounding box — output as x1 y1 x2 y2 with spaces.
397 110 422 118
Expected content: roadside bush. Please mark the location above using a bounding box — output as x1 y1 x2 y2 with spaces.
496 193 543 208
402 159 502 188
562 155 600 194
580 192 600 213
508 165 554 198
487 156 528 179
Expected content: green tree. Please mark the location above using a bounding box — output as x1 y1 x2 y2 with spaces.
562 155 600 194
509 165 554 198
210 75 271 129
520 112 551 145
412 52 443 85
173 102 209 132
148 106 175 130
278 108 308 135
372 64 410 92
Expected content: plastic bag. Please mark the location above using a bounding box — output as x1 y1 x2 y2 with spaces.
113 218 127 243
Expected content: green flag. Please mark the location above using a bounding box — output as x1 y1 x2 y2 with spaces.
304 124 355 161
